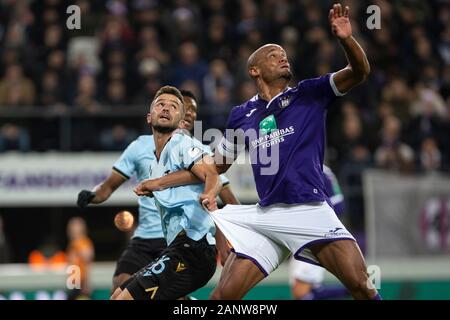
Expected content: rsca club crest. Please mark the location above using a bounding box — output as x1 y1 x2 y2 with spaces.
279 95 291 109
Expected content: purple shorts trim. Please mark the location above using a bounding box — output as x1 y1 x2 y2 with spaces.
230 248 269 277
294 237 356 266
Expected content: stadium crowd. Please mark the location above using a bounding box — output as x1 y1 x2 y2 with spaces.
0 0 449 231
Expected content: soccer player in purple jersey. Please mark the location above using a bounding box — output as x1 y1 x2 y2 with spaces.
208 4 381 300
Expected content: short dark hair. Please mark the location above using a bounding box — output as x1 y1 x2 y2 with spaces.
153 86 184 107
180 89 197 103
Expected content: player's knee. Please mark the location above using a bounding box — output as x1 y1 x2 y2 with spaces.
110 287 122 300
210 284 237 300
345 272 373 298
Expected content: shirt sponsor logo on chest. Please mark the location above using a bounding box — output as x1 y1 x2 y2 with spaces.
251 114 295 149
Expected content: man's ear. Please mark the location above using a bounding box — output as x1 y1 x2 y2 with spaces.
146 113 151 124
249 66 259 78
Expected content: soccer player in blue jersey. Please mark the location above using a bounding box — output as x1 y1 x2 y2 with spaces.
112 86 221 300
77 90 237 294
206 4 381 300
289 165 349 300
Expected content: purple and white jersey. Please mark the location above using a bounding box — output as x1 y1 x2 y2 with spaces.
217 73 345 207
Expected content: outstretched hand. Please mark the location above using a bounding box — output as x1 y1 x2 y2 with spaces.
329 3 352 40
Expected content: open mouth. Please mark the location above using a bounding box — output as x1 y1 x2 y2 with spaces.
159 114 170 121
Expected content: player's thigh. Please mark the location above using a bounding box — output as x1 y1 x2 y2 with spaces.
112 273 131 293
113 238 166 290
124 238 217 300
309 239 368 289
212 205 290 276
211 252 265 300
114 237 166 276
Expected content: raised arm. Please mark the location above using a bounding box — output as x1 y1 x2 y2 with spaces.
77 170 126 208
329 3 370 93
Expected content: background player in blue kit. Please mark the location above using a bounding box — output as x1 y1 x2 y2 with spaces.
77 90 238 293
112 86 221 300
289 165 349 300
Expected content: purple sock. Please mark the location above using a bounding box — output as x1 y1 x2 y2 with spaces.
372 293 382 300
307 285 349 300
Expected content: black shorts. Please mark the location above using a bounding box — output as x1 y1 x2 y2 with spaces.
122 232 217 300
114 237 167 277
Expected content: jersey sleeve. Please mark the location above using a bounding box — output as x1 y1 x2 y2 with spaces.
178 136 211 171
298 73 346 109
219 174 230 187
112 140 138 179
216 106 247 160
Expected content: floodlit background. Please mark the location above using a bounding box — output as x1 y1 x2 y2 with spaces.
0 0 449 300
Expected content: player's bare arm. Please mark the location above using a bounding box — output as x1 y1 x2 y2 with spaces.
192 155 221 211
214 152 233 174
329 3 370 93
135 154 233 195
77 170 126 208
134 169 202 196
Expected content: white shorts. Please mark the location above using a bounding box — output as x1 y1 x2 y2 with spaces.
210 201 355 276
289 256 324 287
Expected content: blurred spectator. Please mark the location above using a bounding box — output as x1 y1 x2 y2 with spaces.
204 14 232 61
381 78 412 122
333 109 373 231
133 77 162 105
66 217 94 300
203 59 234 105
206 85 234 131
406 87 447 151
104 80 127 106
237 80 257 102
28 236 67 271
67 37 101 77
100 124 137 151
335 113 372 166
0 124 30 152
39 70 65 107
375 115 415 173
0 64 36 106
169 41 208 88
419 137 442 173
73 74 101 112
0 216 11 263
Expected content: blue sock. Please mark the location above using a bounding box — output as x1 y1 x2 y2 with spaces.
372 293 382 300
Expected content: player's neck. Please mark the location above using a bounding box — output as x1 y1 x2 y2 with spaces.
257 79 289 102
153 130 174 160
